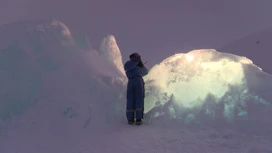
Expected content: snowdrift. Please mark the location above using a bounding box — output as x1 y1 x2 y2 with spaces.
0 19 126 133
144 50 272 128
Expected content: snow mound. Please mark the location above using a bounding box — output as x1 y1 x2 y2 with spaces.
31 19 74 44
0 19 75 49
99 35 125 76
0 20 126 131
144 49 272 126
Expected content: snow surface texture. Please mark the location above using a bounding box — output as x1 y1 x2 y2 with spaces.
0 19 272 153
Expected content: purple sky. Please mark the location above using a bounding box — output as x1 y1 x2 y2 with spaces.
1 0 272 66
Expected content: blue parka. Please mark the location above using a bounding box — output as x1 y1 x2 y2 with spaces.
124 59 148 120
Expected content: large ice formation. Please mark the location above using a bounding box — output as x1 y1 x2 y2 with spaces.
144 49 272 125
99 35 125 76
0 20 125 128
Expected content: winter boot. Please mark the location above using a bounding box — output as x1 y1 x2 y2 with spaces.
128 120 134 124
135 119 142 125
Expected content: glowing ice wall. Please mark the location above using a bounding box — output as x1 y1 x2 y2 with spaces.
143 49 271 124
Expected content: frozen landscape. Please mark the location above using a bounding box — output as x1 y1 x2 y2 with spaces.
0 19 272 153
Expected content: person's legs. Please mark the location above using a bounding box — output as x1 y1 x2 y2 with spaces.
126 80 135 124
135 79 144 123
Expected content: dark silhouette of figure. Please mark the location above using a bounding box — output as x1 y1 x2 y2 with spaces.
124 53 148 125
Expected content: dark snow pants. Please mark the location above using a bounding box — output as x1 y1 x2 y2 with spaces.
126 77 145 121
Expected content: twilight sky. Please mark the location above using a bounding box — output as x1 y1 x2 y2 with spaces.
1 0 272 66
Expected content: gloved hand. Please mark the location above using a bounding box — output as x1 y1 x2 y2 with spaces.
136 56 144 67
137 61 144 68
132 53 144 67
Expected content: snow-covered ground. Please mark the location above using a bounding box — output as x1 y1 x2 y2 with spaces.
0 19 271 153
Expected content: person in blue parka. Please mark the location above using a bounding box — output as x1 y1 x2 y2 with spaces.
124 53 148 125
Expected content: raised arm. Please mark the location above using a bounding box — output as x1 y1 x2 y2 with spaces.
140 66 148 76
